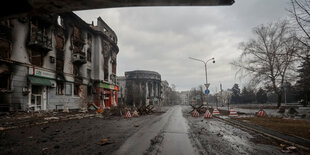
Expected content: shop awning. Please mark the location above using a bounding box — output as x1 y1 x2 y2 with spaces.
28 76 52 86
99 83 118 90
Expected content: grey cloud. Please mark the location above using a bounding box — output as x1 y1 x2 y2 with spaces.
75 0 290 91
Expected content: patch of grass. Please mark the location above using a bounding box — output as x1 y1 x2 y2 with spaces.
235 117 310 139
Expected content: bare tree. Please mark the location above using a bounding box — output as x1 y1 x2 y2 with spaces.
232 20 300 107
289 0 310 59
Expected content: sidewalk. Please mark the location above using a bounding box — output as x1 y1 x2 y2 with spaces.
0 110 98 131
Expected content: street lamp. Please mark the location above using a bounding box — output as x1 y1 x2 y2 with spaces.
188 57 215 87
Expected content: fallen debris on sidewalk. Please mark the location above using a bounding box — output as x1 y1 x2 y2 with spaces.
280 144 298 153
217 133 223 137
44 117 59 120
97 138 113 146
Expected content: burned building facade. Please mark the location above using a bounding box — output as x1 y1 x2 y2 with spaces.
0 12 119 111
121 70 161 106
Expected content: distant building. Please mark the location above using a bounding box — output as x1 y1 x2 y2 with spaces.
116 76 126 105
0 12 119 111
179 91 190 105
161 80 170 105
117 70 162 106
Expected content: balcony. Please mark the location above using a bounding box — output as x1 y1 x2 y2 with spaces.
28 31 52 52
72 52 86 65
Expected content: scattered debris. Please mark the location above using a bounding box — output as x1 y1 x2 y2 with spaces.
42 147 48 151
79 108 88 113
63 107 69 113
280 144 298 153
40 126 49 132
278 107 285 114
44 117 59 120
286 146 297 151
98 138 113 146
217 133 223 137
288 107 298 115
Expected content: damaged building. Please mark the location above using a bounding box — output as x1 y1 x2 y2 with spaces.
0 12 119 111
117 70 162 107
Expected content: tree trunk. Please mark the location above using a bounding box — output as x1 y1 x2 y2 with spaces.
277 93 282 108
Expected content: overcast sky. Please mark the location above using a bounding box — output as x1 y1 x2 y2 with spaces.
75 0 290 93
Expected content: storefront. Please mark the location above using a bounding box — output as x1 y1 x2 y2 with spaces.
95 82 118 109
27 66 55 111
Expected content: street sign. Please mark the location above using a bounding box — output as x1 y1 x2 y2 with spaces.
205 89 210 94
204 83 210 89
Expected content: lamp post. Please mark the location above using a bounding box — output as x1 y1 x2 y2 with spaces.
188 57 215 87
189 57 215 106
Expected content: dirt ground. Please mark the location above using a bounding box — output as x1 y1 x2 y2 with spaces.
234 117 310 140
0 113 163 155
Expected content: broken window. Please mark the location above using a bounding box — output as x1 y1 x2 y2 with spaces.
103 41 110 81
87 48 91 62
87 85 92 96
0 21 12 60
30 49 43 67
0 40 11 60
73 65 79 76
87 69 91 78
112 63 116 74
55 27 64 51
87 33 92 44
28 18 52 52
65 83 72 96
0 73 11 91
72 26 84 54
112 52 116 74
104 68 109 81
103 56 109 81
56 81 64 95
55 27 65 73
56 51 64 73
74 84 80 97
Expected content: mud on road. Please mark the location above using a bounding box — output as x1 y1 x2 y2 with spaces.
0 113 163 155
183 106 284 155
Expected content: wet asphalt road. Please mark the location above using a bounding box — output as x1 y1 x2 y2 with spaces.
114 105 198 155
